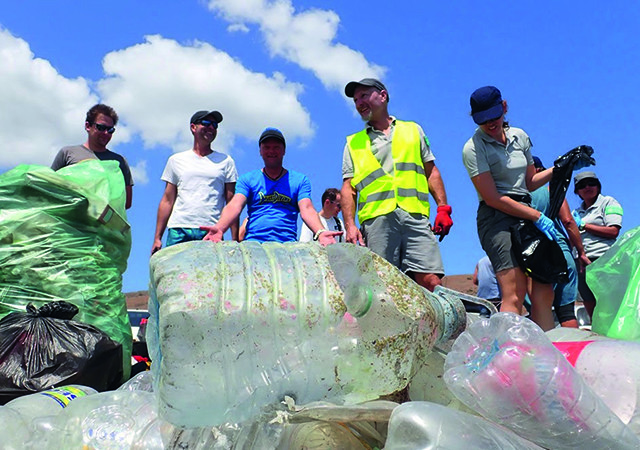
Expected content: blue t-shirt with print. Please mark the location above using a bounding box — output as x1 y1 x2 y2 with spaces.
236 169 312 243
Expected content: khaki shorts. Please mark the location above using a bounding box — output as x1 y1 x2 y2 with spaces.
361 208 444 275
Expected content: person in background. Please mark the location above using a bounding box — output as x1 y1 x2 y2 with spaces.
151 110 238 254
473 255 501 309
201 128 341 245
531 156 589 328
572 171 623 318
463 86 568 331
341 78 453 292
51 104 133 209
299 188 344 243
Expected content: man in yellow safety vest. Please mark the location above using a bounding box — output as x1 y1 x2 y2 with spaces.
341 78 453 291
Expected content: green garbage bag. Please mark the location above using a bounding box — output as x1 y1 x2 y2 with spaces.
0 160 132 379
589 225 640 341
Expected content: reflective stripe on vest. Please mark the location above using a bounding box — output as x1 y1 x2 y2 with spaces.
347 120 430 222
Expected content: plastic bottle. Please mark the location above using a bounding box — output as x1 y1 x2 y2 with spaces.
551 338 640 436
4 384 97 421
385 401 544 449
148 241 466 428
444 312 640 449
0 406 31 450
33 390 160 449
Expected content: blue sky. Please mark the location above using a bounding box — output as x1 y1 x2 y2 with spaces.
1 1 638 293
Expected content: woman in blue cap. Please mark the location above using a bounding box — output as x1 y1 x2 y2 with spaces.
572 171 623 318
462 86 558 330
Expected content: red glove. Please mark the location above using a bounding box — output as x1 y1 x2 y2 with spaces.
433 205 453 241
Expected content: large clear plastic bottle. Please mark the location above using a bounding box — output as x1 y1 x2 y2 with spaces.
385 401 544 449
551 338 640 436
444 312 640 449
4 385 97 421
148 241 466 428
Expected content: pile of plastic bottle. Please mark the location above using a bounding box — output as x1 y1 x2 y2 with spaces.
4 241 640 449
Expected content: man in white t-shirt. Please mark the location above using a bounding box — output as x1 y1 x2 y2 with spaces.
300 188 344 243
151 110 239 254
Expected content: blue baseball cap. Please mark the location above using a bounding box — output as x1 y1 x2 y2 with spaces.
470 86 504 125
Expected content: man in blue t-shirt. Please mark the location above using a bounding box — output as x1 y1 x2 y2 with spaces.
201 128 342 245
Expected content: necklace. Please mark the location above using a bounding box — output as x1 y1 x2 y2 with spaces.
264 167 285 181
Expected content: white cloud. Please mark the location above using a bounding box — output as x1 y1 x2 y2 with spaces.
129 159 148 185
227 23 250 33
97 35 313 154
207 0 386 92
0 28 98 167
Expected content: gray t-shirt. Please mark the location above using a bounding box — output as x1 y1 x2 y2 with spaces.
51 144 134 186
574 194 623 258
462 126 533 201
341 118 435 179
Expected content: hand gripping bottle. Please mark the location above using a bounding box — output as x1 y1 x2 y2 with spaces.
148 241 466 427
552 338 640 436
385 401 544 450
444 312 640 449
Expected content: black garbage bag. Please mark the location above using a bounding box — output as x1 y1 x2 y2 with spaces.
510 145 595 284
548 145 596 219
511 220 570 284
0 301 123 404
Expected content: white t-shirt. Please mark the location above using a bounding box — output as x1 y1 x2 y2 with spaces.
299 215 344 242
161 149 238 228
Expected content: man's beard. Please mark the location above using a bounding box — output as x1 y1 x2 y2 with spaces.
359 110 372 122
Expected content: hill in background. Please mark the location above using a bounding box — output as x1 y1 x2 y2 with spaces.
125 274 476 310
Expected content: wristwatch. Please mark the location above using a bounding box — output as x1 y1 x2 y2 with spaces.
578 223 586 231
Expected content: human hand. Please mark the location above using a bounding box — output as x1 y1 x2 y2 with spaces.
534 213 556 240
577 253 591 270
345 225 365 245
572 211 585 229
318 231 343 246
151 239 163 255
573 147 595 171
200 225 224 242
432 205 453 242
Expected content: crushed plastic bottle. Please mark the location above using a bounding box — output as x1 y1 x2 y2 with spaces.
444 312 640 449
385 401 544 449
148 241 466 427
4 384 97 422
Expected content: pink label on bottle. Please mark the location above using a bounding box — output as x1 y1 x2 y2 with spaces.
552 341 595 366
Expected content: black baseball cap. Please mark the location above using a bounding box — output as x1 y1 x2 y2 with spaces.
344 78 389 101
259 127 286 147
190 110 223 124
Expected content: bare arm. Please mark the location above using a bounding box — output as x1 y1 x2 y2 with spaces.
299 198 341 245
526 165 553 192
584 223 620 240
341 178 364 245
125 185 133 210
224 182 239 241
559 199 590 267
151 182 177 254
471 172 541 221
424 161 447 206
201 193 247 240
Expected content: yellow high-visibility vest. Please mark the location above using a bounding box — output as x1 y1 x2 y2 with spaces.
347 120 430 223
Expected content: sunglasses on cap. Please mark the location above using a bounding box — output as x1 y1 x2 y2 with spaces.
576 179 598 190
196 119 218 129
91 122 116 134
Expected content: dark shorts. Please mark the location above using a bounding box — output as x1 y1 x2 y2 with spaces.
476 202 524 273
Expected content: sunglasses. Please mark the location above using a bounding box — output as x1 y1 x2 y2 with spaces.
197 119 218 129
91 122 116 134
576 179 598 190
